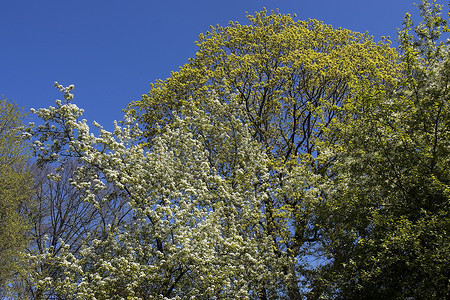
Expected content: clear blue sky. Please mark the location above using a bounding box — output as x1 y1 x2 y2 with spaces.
0 0 432 130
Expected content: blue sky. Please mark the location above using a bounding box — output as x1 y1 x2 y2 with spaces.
0 0 431 130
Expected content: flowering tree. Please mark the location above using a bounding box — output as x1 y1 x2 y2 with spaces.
12 159 130 299
25 83 322 299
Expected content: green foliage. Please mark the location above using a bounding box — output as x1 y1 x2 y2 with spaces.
0 97 32 295
128 10 399 297
317 1 450 298
129 9 398 159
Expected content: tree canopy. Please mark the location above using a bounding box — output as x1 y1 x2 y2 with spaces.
0 97 32 296
129 9 398 161
17 1 450 299
315 1 450 297
127 8 401 299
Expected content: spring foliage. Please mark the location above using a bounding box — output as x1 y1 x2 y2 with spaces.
0 98 32 294
128 9 399 298
316 1 450 298
22 1 450 299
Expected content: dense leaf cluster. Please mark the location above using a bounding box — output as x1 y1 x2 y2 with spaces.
0 98 33 297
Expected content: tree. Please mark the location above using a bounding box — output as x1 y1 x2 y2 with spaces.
128 9 399 297
25 84 284 299
15 159 129 299
130 9 397 159
315 1 450 298
0 97 33 296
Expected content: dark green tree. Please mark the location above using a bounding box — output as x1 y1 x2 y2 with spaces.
316 1 450 298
